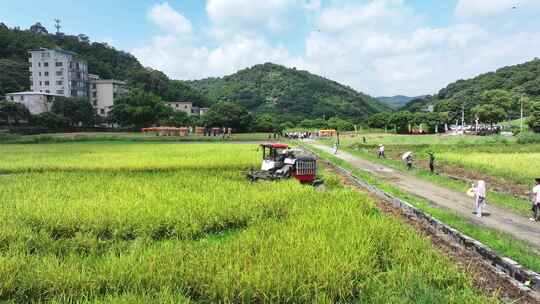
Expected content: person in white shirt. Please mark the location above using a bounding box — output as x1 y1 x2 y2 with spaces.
473 180 486 218
530 178 540 222
378 145 385 158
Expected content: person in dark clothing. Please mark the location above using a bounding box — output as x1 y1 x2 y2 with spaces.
406 155 413 170
428 152 435 173
362 136 366 144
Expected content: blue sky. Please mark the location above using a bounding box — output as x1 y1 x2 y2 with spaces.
2 0 540 96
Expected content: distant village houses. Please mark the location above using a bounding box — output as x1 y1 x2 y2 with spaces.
165 101 209 116
4 47 206 120
4 47 127 116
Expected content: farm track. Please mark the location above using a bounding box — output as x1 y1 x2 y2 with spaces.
321 159 539 303
310 143 540 251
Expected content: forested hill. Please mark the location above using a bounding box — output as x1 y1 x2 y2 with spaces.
0 22 207 105
377 95 425 109
402 59 540 117
188 63 390 121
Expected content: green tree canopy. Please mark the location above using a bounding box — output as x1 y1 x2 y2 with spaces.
473 104 507 127
109 89 172 128
0 100 30 126
51 97 96 127
528 102 540 133
203 101 253 131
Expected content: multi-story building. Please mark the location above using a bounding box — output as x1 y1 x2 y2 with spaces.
28 48 88 98
166 101 193 116
89 75 128 116
4 92 61 114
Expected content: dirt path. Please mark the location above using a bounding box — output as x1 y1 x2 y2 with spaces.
310 143 540 251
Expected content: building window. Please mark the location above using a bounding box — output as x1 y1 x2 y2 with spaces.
44 71 49 76
55 62 63 67
20 96 25 101
56 90 64 95
56 80 63 85
71 90 77 96
44 62 49 67
38 62 41 67
29 72 33 76
175 104 179 108
39 81 42 85
45 90 50 93
44 81 50 86
56 71 63 76
92 92 97 98
100 109 105 115
92 84 96 89
38 72 41 76
93 100 97 106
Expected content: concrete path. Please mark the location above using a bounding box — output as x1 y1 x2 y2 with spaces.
310 143 540 250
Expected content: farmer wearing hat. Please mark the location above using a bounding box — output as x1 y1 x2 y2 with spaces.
531 178 540 222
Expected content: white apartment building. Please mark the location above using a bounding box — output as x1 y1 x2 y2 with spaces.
166 101 193 116
89 76 128 116
28 48 88 98
5 92 61 114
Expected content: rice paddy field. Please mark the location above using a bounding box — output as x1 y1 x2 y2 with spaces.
330 133 540 187
0 142 495 303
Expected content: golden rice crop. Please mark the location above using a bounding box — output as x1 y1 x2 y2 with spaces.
439 152 540 185
0 143 494 303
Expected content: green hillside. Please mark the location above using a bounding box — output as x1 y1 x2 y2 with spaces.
188 63 390 121
0 22 208 105
400 59 540 121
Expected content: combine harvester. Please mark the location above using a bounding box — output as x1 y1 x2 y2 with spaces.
247 143 322 186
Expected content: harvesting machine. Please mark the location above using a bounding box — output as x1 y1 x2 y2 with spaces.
247 143 322 185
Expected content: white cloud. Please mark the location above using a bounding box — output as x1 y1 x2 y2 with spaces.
148 2 192 35
133 0 540 96
455 0 540 18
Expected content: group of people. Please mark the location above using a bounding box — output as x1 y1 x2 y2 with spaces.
284 132 313 140
377 145 435 173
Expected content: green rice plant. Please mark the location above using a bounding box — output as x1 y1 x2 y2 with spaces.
0 143 496 303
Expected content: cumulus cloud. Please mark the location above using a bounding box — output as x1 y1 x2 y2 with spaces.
455 0 540 18
133 0 540 96
148 2 192 35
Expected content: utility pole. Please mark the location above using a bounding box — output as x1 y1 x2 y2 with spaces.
520 94 524 133
54 19 61 35
461 103 465 135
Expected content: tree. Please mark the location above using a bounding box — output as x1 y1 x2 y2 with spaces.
127 68 170 98
164 80 209 106
203 101 253 131
31 112 70 129
160 111 191 127
0 100 30 126
479 89 513 112
528 102 540 133
366 112 392 129
51 97 96 127
28 22 48 35
0 59 30 95
109 89 172 128
389 111 414 134
327 117 354 131
254 114 279 132
472 104 506 128
298 118 328 129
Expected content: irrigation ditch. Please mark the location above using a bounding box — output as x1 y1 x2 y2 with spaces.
308 149 540 303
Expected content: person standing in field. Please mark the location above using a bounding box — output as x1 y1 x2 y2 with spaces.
428 152 435 173
405 155 413 170
530 178 540 222
378 145 385 158
473 180 486 218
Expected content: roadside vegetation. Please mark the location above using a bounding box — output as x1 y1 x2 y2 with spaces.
0 142 495 303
